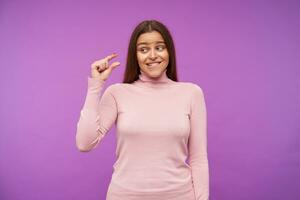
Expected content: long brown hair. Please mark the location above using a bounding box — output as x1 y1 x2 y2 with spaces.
122 20 178 83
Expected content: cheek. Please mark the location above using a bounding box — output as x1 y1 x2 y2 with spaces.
160 51 169 60
137 53 147 63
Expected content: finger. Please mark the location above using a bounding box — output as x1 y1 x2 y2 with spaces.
94 63 103 70
109 61 121 69
92 61 103 69
98 65 105 71
105 53 118 62
95 60 107 70
103 61 109 68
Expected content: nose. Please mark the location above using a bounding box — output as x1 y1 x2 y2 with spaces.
149 48 157 60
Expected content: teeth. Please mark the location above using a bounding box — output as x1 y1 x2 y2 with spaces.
147 62 161 66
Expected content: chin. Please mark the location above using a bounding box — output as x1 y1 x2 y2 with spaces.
145 68 164 77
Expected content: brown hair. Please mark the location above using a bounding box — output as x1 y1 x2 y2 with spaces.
122 19 178 83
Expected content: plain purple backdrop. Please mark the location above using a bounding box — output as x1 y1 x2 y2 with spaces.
0 0 299 199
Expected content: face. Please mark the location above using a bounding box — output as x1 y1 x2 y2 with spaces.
136 31 169 78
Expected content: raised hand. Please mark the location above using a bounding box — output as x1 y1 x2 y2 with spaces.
90 53 121 81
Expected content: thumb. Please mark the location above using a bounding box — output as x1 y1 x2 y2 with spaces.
109 61 121 70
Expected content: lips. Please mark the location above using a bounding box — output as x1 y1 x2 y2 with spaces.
146 61 162 66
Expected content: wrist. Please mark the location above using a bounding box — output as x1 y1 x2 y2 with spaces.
89 76 106 82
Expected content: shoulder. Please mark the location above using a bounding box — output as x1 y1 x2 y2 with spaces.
177 81 204 96
104 82 131 94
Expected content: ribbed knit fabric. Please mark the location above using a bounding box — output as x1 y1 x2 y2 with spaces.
76 69 209 200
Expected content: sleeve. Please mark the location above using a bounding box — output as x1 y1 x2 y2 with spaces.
75 76 118 152
188 85 210 200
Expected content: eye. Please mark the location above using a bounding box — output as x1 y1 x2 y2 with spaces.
139 47 148 53
156 45 165 51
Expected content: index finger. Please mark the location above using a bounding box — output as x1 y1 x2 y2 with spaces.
105 53 118 61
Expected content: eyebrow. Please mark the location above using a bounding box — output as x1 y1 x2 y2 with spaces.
137 41 165 46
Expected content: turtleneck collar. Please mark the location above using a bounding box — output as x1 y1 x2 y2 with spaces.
138 69 172 84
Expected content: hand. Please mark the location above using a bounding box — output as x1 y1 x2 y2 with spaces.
90 53 120 81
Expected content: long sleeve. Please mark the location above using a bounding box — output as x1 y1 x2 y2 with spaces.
76 77 118 152
188 85 210 200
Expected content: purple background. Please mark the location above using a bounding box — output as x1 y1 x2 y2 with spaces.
1 0 299 199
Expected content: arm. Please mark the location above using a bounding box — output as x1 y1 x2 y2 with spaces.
76 77 118 152
188 85 210 200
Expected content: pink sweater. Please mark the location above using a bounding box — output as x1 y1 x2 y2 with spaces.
76 69 209 200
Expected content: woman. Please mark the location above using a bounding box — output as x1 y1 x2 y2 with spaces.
76 20 209 200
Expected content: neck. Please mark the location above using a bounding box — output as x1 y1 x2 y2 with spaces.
138 69 171 84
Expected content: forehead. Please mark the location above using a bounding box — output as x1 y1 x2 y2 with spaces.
137 31 165 45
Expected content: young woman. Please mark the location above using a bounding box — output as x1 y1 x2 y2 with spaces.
76 20 209 200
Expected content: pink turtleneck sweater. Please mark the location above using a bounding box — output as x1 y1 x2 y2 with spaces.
76 69 209 200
